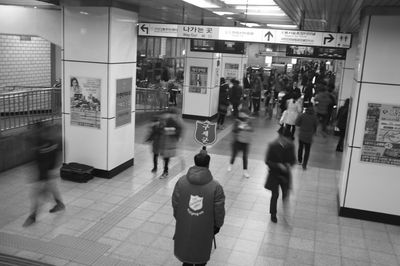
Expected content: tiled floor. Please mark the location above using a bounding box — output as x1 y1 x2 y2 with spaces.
1 115 400 266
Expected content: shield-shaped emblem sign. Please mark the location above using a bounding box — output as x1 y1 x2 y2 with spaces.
194 120 217 146
189 195 203 211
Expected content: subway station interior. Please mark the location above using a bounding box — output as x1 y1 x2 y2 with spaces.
1 0 400 265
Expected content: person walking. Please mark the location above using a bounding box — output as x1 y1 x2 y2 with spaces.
336 98 350 152
217 78 229 129
264 127 296 223
229 79 242 118
314 84 334 136
295 104 318 170
159 108 183 178
243 73 252 111
280 92 302 139
145 116 163 173
251 76 262 115
228 108 253 178
172 148 225 266
23 122 65 227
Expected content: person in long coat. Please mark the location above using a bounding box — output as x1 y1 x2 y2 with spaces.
172 148 225 266
159 108 183 178
217 77 230 129
295 104 318 170
145 116 163 173
336 98 350 152
264 127 296 223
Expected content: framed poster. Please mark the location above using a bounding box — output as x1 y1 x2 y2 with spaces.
70 76 101 129
116 78 132 127
360 103 400 166
189 66 207 94
224 63 239 80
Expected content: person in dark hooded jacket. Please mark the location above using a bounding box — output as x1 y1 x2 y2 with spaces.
295 103 318 170
172 148 225 266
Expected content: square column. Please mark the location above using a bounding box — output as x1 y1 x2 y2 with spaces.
62 6 137 178
339 7 400 224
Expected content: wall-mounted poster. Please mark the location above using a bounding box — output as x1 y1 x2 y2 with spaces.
224 63 239 80
70 76 101 129
189 66 207 94
116 78 132 128
361 103 400 166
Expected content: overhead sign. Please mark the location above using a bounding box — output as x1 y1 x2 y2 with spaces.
286 45 347 60
138 23 352 49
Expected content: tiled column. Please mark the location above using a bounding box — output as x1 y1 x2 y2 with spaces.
62 6 137 178
338 7 400 224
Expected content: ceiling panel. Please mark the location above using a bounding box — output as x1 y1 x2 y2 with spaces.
274 0 400 33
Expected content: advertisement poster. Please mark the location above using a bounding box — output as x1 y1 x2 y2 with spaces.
70 77 101 129
360 103 400 166
189 66 207 94
224 63 239 80
116 78 132 127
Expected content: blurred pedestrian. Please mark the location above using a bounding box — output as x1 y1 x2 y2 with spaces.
217 78 229 129
23 122 65 227
145 116 163 173
228 107 253 178
336 98 350 152
264 127 296 223
251 76 262 115
314 85 333 136
172 147 225 266
159 108 183 178
229 79 242 117
295 103 318 170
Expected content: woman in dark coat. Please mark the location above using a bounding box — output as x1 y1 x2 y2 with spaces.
264 127 296 223
217 78 229 129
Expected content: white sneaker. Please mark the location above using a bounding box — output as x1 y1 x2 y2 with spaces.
227 165 232 172
243 170 250 178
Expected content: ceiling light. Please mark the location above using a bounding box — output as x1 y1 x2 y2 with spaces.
80 11 89 15
222 0 276 5
267 24 298 29
246 12 285 16
240 22 260 27
33 6 37 8
226 17 233 19
182 0 219 8
213 11 234 16
235 5 281 11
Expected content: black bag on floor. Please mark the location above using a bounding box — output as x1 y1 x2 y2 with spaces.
60 162 94 183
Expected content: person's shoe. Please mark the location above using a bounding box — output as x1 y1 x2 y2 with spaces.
23 215 36 227
243 170 250 178
49 203 65 213
220 125 225 130
298 160 302 165
271 214 278 223
151 167 157 173
227 165 232 172
302 165 307 170
160 171 168 179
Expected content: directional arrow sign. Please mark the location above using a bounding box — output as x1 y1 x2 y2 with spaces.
324 33 334 45
265 31 273 41
140 24 149 34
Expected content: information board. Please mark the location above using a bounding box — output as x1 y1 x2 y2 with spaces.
138 23 352 49
189 66 208 94
360 103 400 166
116 78 132 128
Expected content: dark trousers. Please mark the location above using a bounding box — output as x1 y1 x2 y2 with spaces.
317 113 329 133
183 263 206 266
285 124 296 139
337 129 345 151
163 157 170 172
232 103 240 117
298 140 311 167
230 141 248 169
270 181 289 215
154 154 170 172
217 113 225 125
252 98 260 113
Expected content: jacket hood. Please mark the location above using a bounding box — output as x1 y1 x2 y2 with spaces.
186 166 213 185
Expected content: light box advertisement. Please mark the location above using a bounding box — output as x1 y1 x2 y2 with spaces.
361 103 400 166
